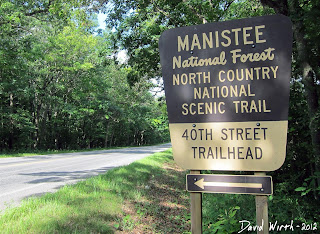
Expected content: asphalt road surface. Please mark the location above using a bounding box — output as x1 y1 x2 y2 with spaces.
0 143 171 211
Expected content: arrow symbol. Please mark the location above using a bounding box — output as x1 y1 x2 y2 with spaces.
194 178 263 190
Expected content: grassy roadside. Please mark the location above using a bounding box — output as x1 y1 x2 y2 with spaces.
0 146 127 158
0 143 169 158
1 148 317 233
0 149 191 233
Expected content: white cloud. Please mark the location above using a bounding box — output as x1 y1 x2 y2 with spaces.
116 50 129 64
97 12 107 30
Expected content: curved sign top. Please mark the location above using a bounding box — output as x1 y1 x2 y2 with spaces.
159 15 293 171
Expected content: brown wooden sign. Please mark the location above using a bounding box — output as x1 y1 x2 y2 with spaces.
159 15 293 171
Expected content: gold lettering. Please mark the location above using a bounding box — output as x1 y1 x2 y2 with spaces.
248 84 255 96
182 103 188 115
227 70 235 81
181 102 226 115
203 71 211 83
182 59 189 68
271 66 278 78
202 32 213 49
173 56 181 69
205 102 213 114
191 34 201 50
262 67 270 79
203 87 210 99
255 25 266 43
219 70 226 82
246 68 253 80
243 26 253 45
194 87 201 99
219 102 225 114
230 49 241 63
230 48 276 64
173 74 179 85
181 73 188 85
190 103 196 115
236 69 244 81
230 85 238 97
254 67 261 80
176 25 267 52
215 31 219 48
263 100 271 112
221 86 228 98
231 28 241 45
233 101 240 113
239 85 247 97
250 100 258 112
221 30 231 47
189 73 196 84
177 35 189 52
258 100 262 112
233 100 271 113
174 72 211 86
198 103 204 114
241 101 249 113
210 86 217 98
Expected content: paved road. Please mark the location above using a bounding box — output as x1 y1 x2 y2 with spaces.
0 143 171 211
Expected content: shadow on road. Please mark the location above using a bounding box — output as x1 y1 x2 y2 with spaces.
20 166 116 184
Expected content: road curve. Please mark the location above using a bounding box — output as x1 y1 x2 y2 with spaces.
0 143 171 211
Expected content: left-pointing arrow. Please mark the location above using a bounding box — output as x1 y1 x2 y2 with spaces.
187 174 273 195
194 178 263 189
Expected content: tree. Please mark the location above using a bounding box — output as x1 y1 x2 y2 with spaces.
0 0 99 150
0 0 169 151
102 0 319 194
102 0 274 84
260 0 320 199
98 0 320 220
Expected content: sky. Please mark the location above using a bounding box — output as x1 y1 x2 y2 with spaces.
96 12 163 96
97 12 107 30
96 12 128 64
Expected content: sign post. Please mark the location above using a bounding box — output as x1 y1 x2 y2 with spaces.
190 170 202 234
255 172 269 234
159 14 292 233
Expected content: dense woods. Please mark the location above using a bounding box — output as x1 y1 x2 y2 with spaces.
0 0 169 151
0 0 319 228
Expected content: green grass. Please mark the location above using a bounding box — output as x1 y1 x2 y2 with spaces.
2 148 315 233
0 149 188 233
0 142 169 158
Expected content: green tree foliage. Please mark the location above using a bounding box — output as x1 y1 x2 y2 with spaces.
0 0 169 151
1 0 319 226
260 0 320 201
102 0 273 84
102 0 319 223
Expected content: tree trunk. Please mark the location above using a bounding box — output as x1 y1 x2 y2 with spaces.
109 130 114 147
105 120 110 148
8 93 14 149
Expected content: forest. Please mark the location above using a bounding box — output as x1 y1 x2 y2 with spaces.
0 0 319 228
0 0 170 151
